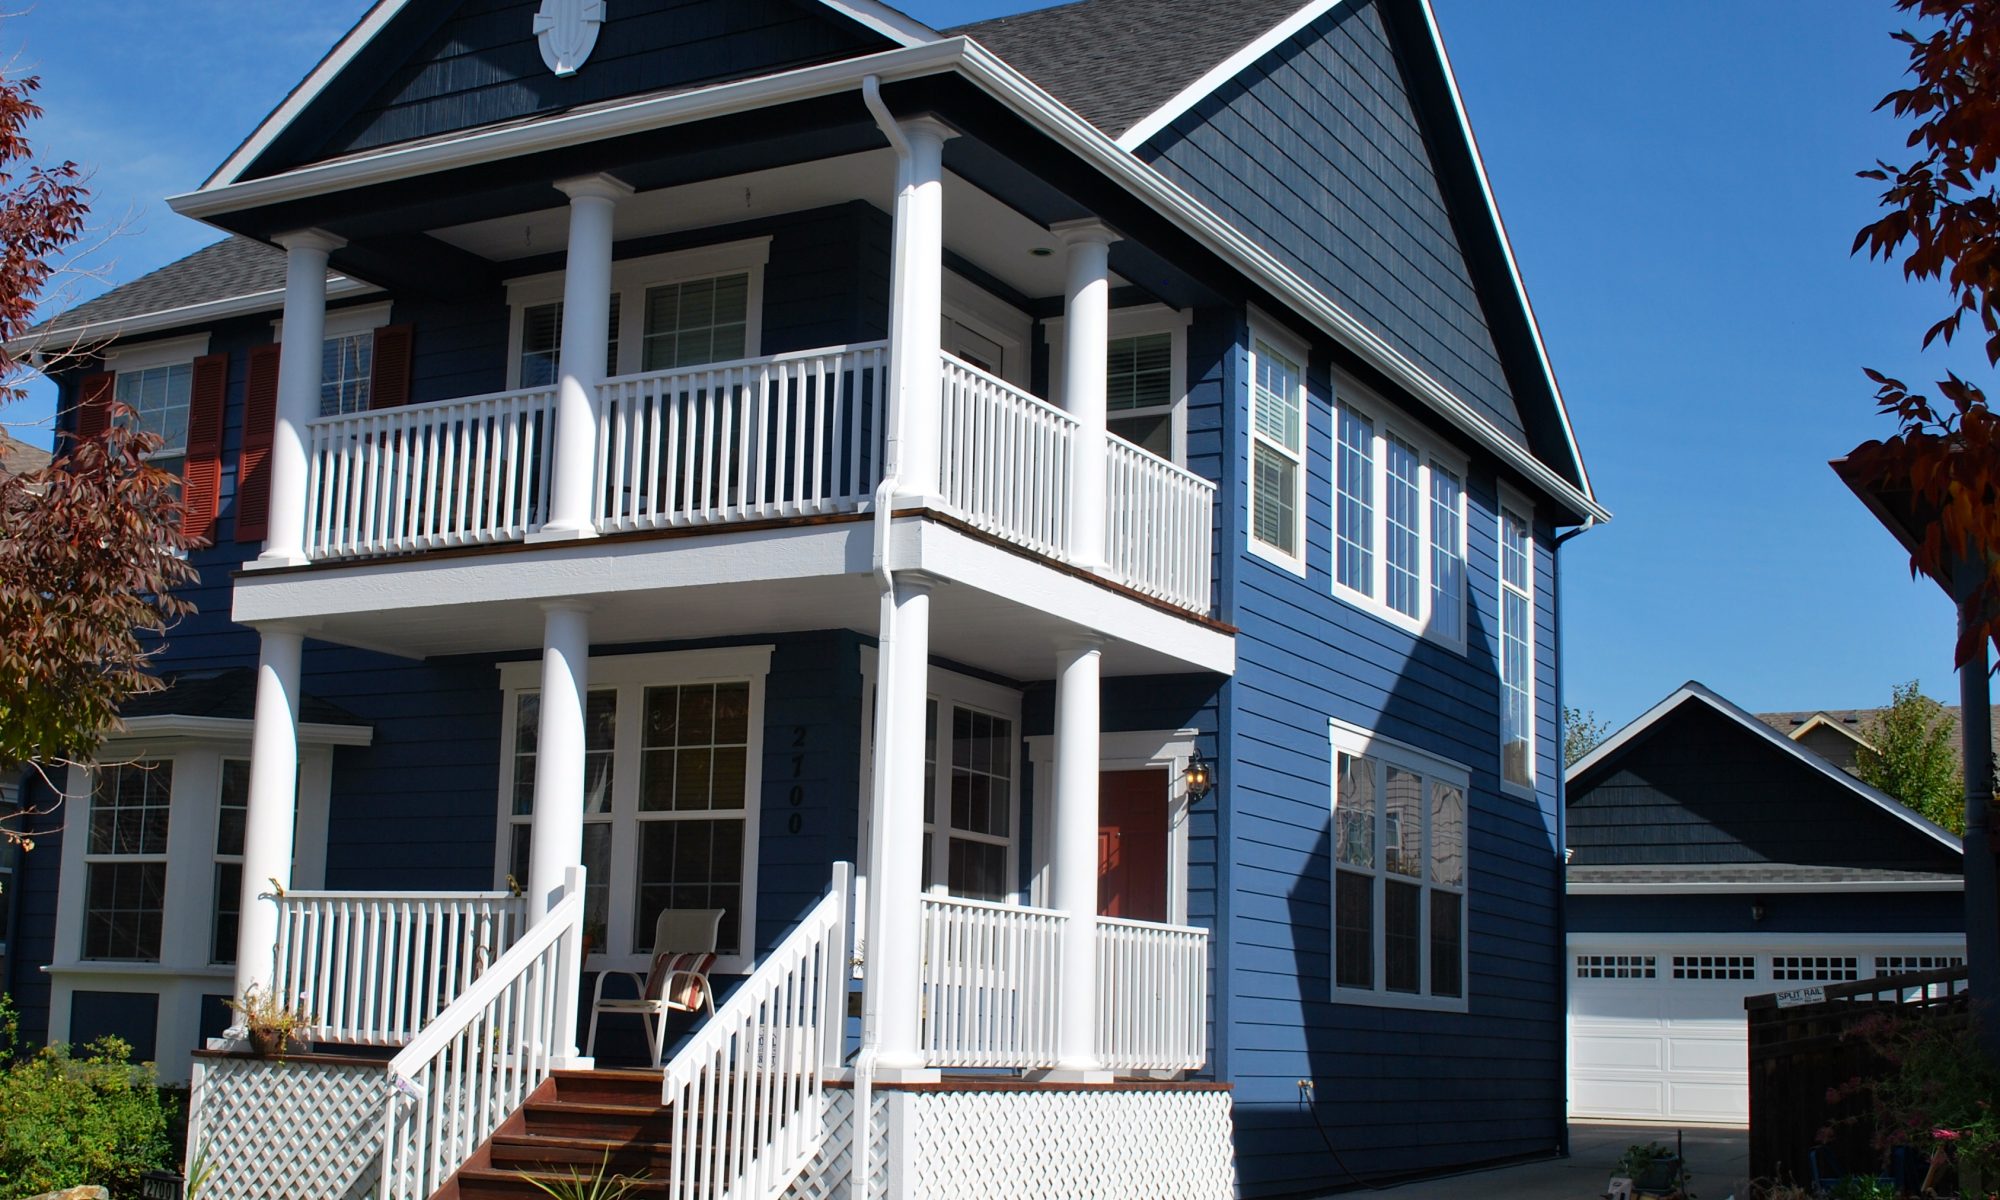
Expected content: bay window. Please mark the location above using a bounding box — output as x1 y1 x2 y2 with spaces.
1331 721 1468 1010
1331 383 1468 646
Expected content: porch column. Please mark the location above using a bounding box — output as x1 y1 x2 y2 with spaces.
233 624 305 1002
536 174 632 541
866 575 935 1075
887 118 954 505
526 602 592 918
258 230 344 567
1051 636 1107 1079
1053 220 1120 571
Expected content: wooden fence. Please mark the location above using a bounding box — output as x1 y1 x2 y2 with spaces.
1745 965 1970 1190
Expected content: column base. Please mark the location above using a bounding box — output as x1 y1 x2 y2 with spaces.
245 551 310 570
1030 1066 1115 1084
525 524 600 544
550 1055 596 1072
868 1065 941 1084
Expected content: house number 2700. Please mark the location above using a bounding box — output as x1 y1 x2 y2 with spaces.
787 727 807 834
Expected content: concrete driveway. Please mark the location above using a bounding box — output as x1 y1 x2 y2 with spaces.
1355 1123 1750 1200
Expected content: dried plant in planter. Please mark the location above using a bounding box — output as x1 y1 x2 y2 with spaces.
222 987 314 1058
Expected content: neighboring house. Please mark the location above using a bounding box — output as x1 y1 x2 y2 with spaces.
1566 683 1965 1127
0 438 52 478
6 1 1604 1196
1760 703 2000 779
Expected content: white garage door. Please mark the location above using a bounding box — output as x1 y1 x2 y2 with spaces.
1567 942 1964 1125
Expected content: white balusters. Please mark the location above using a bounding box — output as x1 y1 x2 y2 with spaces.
270 890 529 1046
594 343 888 532
1103 437 1216 613
919 894 1067 1069
1096 916 1209 1072
301 386 557 559
937 352 1079 560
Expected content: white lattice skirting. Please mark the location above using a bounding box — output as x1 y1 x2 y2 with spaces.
783 1089 890 1200
187 1055 386 1200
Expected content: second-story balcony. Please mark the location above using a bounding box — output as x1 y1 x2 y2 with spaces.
295 341 1215 614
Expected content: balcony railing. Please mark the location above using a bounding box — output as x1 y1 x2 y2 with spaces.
594 342 887 532
293 344 1214 614
920 894 1066 1069
1097 915 1209 1072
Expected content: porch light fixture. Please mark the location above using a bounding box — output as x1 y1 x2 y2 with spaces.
1183 750 1215 800
1751 901 1766 923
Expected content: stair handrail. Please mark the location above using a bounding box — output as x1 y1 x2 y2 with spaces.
376 866 586 1200
659 862 852 1200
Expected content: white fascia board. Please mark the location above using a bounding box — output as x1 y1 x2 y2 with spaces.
818 0 940 46
16 277 378 357
110 715 374 746
1791 713 1875 750
1567 681 1965 856
1115 1 1348 151
1568 879 1964 895
1568 932 1967 951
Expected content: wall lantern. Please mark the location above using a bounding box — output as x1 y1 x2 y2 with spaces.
1751 901 1767 924
1183 750 1215 801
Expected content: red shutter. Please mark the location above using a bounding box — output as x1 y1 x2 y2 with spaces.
74 371 114 444
369 323 414 409
235 345 281 543
181 353 230 545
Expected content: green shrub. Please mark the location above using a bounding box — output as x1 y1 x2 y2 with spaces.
0 993 176 1199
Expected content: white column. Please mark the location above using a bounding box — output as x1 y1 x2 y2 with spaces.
259 231 343 567
1051 636 1106 1079
867 575 936 1076
1052 220 1119 571
888 118 954 505
535 174 632 541
527 602 592 915
234 624 305 1002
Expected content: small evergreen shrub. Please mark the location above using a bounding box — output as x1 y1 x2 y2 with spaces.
0 993 176 1199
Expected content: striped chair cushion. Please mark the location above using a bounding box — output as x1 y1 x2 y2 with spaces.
644 951 717 1009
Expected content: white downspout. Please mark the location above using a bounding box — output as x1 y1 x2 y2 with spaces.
854 73 912 1199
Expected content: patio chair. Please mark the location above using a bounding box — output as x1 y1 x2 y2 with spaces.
585 908 724 1067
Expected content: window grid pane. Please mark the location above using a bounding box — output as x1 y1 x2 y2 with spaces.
114 363 193 457
319 331 375 417
1429 466 1464 637
90 762 173 856
1106 332 1173 413
1251 342 1302 559
1336 406 1374 591
1384 437 1421 616
1499 508 1534 788
642 274 750 371
1252 443 1298 555
634 680 754 956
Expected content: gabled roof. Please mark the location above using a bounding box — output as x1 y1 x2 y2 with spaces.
0 438 51 478
1569 680 1963 857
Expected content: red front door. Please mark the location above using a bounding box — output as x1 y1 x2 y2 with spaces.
1098 769 1170 921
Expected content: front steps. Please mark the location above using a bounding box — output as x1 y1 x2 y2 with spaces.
438 1070 678 1199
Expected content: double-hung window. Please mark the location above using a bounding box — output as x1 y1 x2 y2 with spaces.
1249 333 1307 571
113 365 192 479
1498 498 1536 791
1045 304 1190 465
83 762 173 961
210 759 250 965
1330 384 1469 646
498 648 769 972
1331 722 1468 1009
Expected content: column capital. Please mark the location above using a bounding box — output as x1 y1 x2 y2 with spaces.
555 173 635 203
894 570 948 599
538 599 596 616
1056 633 1105 657
897 114 960 145
1050 218 1122 248
273 228 346 255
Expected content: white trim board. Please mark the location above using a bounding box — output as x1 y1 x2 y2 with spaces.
20 276 378 356
1568 878 1964 896
1116 0 1350 151
1567 680 1965 857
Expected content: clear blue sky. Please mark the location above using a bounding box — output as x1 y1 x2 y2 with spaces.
2 0 1981 730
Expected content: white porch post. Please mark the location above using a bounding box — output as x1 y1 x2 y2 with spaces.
1051 636 1107 1079
233 624 305 1002
887 118 953 505
258 230 343 567
1053 220 1119 571
535 174 631 541
526 602 592 920
867 575 936 1076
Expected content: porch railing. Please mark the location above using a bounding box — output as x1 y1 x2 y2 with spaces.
270 889 529 1046
378 868 584 1200
594 343 888 533
919 893 1066 1069
302 385 557 560
1097 916 1209 1072
938 352 1078 562
1104 438 1215 614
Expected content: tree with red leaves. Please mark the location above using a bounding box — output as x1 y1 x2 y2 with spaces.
1847 0 2000 669
0 61 195 842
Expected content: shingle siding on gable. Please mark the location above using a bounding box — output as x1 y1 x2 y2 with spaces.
1140 0 1531 451
316 0 891 161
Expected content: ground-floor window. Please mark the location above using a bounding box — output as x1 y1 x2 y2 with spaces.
84 762 173 962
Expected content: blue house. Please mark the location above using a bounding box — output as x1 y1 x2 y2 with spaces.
6 1 1603 1196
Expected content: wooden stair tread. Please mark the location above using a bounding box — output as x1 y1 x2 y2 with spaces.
524 1099 670 1117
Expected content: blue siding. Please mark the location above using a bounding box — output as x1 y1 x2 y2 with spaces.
1570 892 1965 938
1141 0 1530 451
5 775 64 1049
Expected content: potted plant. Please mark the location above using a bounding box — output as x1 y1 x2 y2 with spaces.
223 986 314 1058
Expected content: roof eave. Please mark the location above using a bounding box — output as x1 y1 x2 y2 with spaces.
11 275 380 359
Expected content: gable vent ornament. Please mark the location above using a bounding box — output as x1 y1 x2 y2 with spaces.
534 0 605 77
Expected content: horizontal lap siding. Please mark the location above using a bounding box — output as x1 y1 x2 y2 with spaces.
5 777 64 1049
1219 313 1563 1191
1141 0 1529 451
753 632 863 954
1570 892 1965 939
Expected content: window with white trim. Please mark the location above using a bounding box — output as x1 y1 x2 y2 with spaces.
1107 331 1176 459
114 364 192 478
83 761 172 961
1331 387 1469 644
210 758 249 965
1576 953 1656 979
1250 335 1306 569
1499 500 1535 789
1331 724 1468 1007
497 648 767 971
1772 955 1858 982
320 332 375 416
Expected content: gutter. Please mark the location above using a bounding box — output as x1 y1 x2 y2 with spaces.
10 276 379 358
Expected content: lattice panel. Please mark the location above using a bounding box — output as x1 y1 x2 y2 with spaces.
188 1056 387 1200
782 1090 889 1200
904 1089 1236 1200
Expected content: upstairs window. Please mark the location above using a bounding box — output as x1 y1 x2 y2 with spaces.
1249 334 1306 571
1333 388 1468 645
642 274 749 371
1499 500 1535 790
114 363 192 479
518 298 621 389
1107 331 1175 459
319 332 375 416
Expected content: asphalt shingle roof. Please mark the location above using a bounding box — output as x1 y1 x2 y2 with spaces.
948 0 1310 138
1758 704 2000 773
0 438 51 477
35 236 315 340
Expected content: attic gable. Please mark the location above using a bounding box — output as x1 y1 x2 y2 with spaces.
218 0 932 185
